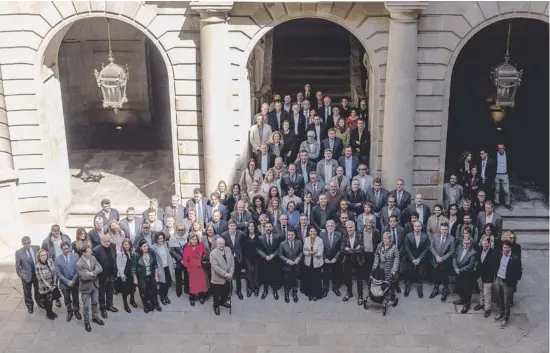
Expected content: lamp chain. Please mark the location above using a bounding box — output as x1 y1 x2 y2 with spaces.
107 18 113 63
505 21 511 58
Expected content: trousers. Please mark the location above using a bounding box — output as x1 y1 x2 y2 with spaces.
81 288 99 323
61 284 80 313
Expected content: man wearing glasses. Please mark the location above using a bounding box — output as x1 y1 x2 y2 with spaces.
15 237 41 313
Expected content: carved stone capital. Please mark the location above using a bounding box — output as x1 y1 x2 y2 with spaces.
384 1 428 22
190 1 234 22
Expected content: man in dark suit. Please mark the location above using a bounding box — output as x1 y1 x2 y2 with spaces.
94 198 120 231
380 196 401 230
479 149 497 201
274 214 296 240
89 217 105 248
289 103 307 142
257 222 283 300
429 223 456 302
255 143 276 176
338 97 353 118
366 177 389 228
389 178 412 212
211 210 229 235
321 128 343 157
474 236 497 317
119 207 142 243
186 188 211 228
280 163 305 197
306 115 326 144
230 201 253 232
338 147 360 179
452 236 477 313
164 195 186 226
93 234 118 318
320 220 342 297
494 240 522 328
207 192 228 221
268 100 289 132
317 96 333 123
303 84 314 107
341 221 364 303
15 236 41 313
278 229 303 303
350 119 370 163
296 150 316 185
404 221 431 298
382 216 405 293
311 194 336 232
402 194 431 231
55 241 82 322
221 220 244 300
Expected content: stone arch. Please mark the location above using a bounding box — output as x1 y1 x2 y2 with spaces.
228 2 390 171
435 2 549 201
31 2 180 220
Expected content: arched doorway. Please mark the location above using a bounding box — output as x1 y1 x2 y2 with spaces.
247 17 372 162
37 16 177 222
445 18 549 199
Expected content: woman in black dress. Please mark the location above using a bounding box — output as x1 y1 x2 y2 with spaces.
250 195 266 225
116 238 138 312
224 183 241 216
242 222 262 297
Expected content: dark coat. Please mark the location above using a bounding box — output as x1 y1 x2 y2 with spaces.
476 248 497 283
93 243 117 279
341 232 364 265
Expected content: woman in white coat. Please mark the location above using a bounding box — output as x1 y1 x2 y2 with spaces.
303 227 324 301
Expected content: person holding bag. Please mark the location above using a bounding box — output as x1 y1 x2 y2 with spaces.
35 249 61 320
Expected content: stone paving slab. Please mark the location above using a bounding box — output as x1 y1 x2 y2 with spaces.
0 250 547 353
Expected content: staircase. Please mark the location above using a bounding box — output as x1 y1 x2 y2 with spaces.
271 19 352 102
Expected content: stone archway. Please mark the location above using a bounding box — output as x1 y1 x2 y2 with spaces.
227 2 390 174
33 7 179 221
435 4 549 200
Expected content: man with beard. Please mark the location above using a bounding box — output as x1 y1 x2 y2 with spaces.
257 222 283 300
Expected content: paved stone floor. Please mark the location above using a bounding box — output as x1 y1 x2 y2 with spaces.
0 250 547 353
69 150 176 208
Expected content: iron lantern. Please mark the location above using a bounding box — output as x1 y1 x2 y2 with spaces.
490 22 522 108
94 19 129 113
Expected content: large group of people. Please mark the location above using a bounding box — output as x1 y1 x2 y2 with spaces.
15 85 522 331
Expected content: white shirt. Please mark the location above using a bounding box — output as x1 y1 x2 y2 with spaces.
127 219 136 242
84 257 91 269
324 163 333 183
497 253 510 279
481 159 487 178
294 115 300 135
414 233 421 247
486 212 493 224
344 157 352 178
315 126 321 144
497 152 507 174
349 235 355 249
230 232 236 246
261 154 268 174
416 205 424 223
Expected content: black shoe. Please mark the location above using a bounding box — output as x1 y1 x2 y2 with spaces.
474 304 484 311
199 297 205 305
154 305 162 312
220 302 231 309
440 294 447 302
333 289 341 297
313 297 318 301
130 300 138 308
124 305 131 313
190 297 196 306
92 317 105 325
308 296 313 301
236 291 243 300
66 312 73 322
52 312 58 319
165 297 171 305
177 293 182 298
322 290 328 298
494 313 505 322
284 293 290 303
85 322 92 332
214 306 220 315
46 313 56 320
461 305 470 314
273 290 279 300
160 297 167 305
100 310 108 319
429 290 439 299
74 311 82 320
144 307 151 314
453 299 464 305
484 310 491 318
247 289 253 297
404 288 410 297
505 204 513 211
293 292 299 303
395 285 401 294
55 299 62 308
418 290 423 299
254 289 260 297
501 318 509 328
106 306 118 313
27 307 33 314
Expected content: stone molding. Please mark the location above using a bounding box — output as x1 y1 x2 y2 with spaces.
190 1 234 22
385 1 428 21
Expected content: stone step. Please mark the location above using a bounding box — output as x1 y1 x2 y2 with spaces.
518 233 549 250
274 56 349 64
275 73 350 81
497 204 549 218
502 219 549 232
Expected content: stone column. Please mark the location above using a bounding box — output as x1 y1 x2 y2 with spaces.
0 70 13 169
191 2 234 194
381 2 427 189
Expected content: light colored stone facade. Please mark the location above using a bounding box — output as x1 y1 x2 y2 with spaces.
0 1 547 234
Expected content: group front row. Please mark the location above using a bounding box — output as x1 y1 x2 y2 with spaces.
15 219 521 331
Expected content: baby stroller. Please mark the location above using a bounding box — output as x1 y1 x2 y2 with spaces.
366 273 399 316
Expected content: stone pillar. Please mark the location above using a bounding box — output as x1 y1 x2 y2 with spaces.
191 2 234 194
381 2 427 189
0 69 14 169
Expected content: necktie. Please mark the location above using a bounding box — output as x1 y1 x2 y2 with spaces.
398 191 402 204
291 174 295 183
436 218 440 233
290 242 293 252
302 228 306 240
313 184 317 194
239 213 242 222
329 233 333 248
376 192 380 203
440 236 445 252
65 256 68 265
392 229 397 247
27 250 31 260
268 236 272 247
283 226 287 238
173 206 177 217
326 107 329 118
330 140 334 150
306 205 310 219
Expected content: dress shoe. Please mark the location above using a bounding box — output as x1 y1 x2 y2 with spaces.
165 297 171 305
440 294 447 302
160 297 167 305
284 293 290 303
124 305 131 313
66 312 73 322
221 302 231 309
177 293 182 298
501 318 509 328
154 305 162 312
236 291 243 300
484 310 491 318
474 304 484 311
190 297 196 306
453 299 464 305
313 297 318 301
46 313 56 320
92 317 105 325
55 299 62 308
417 290 423 299
404 288 410 297
130 300 138 308
273 291 279 300
199 297 205 305
254 289 260 297
74 311 82 320
100 310 108 319
106 306 118 313
261 290 268 299
53 312 58 319
144 307 151 313
333 289 341 297
308 296 313 301
505 204 513 211
292 293 299 303
85 322 92 332
214 306 220 315
429 290 439 299
247 289 253 297
494 313 505 322
27 307 33 314
460 305 470 314
395 284 401 294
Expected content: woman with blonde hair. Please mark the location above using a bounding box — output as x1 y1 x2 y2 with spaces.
107 220 126 253
183 233 209 306
116 238 138 312
216 180 229 204
239 159 263 192
260 170 280 196
268 130 284 159
72 228 91 257
335 117 351 150
35 249 60 320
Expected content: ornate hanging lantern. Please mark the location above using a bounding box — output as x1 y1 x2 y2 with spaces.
94 19 129 113
490 21 522 108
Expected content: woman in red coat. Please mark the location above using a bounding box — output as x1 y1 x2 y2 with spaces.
183 233 209 305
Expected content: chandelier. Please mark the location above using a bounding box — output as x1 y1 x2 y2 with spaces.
94 18 129 113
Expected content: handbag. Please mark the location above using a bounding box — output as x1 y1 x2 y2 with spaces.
201 254 210 266
45 262 62 301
